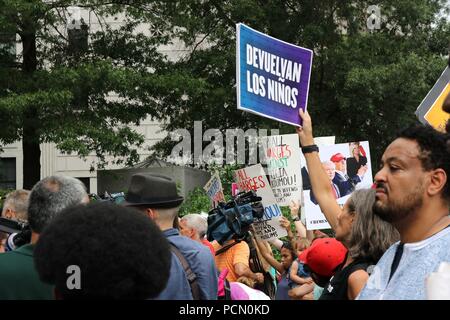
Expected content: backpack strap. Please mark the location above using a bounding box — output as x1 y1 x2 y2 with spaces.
215 239 241 256
224 279 231 300
170 243 201 300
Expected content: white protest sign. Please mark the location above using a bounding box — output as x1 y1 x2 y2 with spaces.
235 164 287 241
303 141 373 230
313 136 335 146
203 173 225 207
263 134 302 206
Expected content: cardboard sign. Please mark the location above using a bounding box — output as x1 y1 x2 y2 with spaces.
235 164 287 241
415 67 450 132
236 23 313 127
203 173 225 206
263 134 302 206
303 141 373 230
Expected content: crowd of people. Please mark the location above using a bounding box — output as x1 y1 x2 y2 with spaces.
0 102 449 300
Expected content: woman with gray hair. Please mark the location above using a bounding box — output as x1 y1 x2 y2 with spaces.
293 109 399 300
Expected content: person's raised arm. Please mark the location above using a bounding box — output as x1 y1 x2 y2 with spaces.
268 238 283 250
280 216 297 252
290 200 307 239
254 237 285 274
296 109 341 230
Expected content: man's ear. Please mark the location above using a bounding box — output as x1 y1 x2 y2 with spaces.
147 208 158 220
428 168 447 197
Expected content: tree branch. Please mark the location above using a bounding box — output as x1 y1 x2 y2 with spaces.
210 0 236 29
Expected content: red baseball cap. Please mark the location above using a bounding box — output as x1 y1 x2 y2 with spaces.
299 238 347 277
330 153 346 163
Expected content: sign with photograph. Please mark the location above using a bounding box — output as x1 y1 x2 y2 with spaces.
303 141 373 230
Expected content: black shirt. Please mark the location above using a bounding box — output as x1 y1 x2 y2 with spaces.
319 258 373 300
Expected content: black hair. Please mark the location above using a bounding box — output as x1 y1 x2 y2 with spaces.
396 124 450 202
281 241 297 260
34 202 171 299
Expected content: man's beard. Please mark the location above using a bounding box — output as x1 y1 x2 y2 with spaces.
373 182 424 223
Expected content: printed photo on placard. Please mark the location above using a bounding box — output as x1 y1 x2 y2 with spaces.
303 141 372 230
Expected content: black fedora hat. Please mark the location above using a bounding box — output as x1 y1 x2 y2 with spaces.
122 173 184 208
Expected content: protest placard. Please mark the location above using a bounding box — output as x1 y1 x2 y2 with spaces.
415 66 450 132
262 134 302 206
303 141 373 230
203 173 225 207
235 164 287 241
236 23 313 127
299 136 335 223
300 136 335 192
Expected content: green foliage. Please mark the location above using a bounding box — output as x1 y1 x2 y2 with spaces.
1 0 449 186
149 0 450 170
179 164 241 216
207 163 242 199
0 0 207 183
0 188 13 208
178 186 211 217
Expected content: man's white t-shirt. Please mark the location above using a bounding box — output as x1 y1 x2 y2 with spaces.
357 226 450 300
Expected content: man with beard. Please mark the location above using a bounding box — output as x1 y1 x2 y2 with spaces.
357 125 450 300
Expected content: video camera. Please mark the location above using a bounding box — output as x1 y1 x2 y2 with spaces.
89 191 125 204
206 190 264 245
0 217 31 251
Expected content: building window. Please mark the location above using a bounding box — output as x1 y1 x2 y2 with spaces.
0 158 16 189
76 177 90 194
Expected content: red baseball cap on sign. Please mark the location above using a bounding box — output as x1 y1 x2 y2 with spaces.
330 153 346 163
300 238 347 277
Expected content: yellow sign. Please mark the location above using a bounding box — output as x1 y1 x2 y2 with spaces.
424 83 450 132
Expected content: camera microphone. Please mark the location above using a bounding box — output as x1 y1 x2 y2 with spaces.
5 233 19 251
4 227 31 251
0 217 32 251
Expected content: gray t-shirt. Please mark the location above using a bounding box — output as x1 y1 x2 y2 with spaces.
357 226 450 300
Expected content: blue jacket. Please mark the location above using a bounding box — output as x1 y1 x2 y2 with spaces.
333 171 361 197
310 182 340 205
154 228 218 300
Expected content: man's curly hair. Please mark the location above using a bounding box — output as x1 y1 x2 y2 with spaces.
34 202 171 299
397 124 450 202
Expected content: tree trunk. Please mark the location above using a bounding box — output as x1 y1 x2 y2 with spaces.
21 32 40 190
